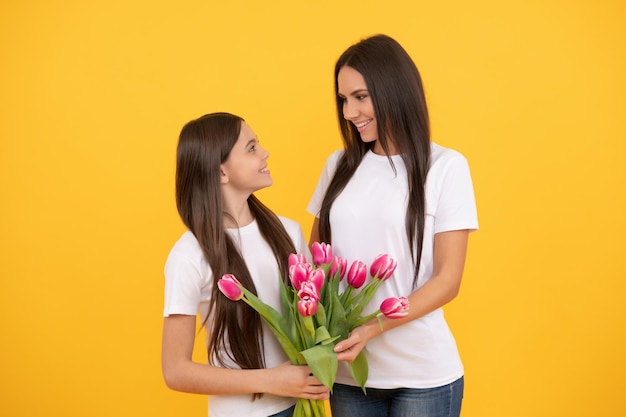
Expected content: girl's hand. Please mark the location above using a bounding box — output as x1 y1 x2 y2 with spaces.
267 362 330 400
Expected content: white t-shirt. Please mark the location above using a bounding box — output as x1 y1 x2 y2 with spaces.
307 143 478 389
163 217 309 417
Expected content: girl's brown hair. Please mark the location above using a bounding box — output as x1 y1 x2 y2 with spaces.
175 112 295 397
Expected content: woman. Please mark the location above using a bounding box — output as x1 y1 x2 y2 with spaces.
308 35 478 417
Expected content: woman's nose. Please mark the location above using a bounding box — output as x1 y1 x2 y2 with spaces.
343 100 358 120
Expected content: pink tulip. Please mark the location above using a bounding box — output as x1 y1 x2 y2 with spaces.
329 256 348 281
311 241 333 266
308 268 325 292
218 274 244 301
369 254 397 280
289 263 311 290
297 295 318 316
380 296 409 319
347 260 367 289
288 253 307 268
298 280 321 302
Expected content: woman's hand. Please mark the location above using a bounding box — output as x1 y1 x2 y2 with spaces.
266 362 330 400
333 320 382 362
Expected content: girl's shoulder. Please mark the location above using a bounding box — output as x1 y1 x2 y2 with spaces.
166 230 204 265
169 230 199 252
276 216 304 237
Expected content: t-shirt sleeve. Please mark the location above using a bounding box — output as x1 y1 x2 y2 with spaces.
280 216 313 261
163 246 205 317
432 153 479 234
307 150 343 218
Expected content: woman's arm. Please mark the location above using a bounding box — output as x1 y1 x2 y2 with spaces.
334 229 470 361
161 314 329 399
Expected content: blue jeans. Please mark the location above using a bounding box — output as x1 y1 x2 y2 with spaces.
268 405 295 417
330 377 464 417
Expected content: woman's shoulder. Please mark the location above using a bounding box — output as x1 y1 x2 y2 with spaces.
324 149 344 167
429 142 470 171
430 142 466 162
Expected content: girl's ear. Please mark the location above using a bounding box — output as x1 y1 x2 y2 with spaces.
220 166 229 184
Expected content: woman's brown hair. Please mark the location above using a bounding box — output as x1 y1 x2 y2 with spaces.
319 34 431 287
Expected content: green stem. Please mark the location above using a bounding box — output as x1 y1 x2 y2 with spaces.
350 309 381 329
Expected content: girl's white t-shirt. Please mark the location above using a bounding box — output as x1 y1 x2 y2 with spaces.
307 143 478 389
163 217 309 417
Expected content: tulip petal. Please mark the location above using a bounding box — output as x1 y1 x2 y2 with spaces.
380 296 409 319
311 241 333 266
218 274 243 301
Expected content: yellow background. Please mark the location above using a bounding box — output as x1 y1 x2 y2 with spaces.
1 0 624 416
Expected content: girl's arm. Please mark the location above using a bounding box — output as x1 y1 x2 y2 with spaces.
161 314 329 399
333 229 470 361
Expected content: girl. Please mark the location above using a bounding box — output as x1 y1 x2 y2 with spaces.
162 112 328 417
308 35 478 417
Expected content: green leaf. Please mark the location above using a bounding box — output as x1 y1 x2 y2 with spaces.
278 274 293 320
300 343 338 390
315 302 327 327
348 350 369 394
328 288 348 339
237 287 300 362
278 277 300 349
313 325 339 345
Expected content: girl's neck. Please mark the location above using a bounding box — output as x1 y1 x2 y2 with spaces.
223 199 254 229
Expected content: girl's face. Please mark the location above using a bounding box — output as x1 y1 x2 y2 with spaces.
337 65 385 155
220 122 272 196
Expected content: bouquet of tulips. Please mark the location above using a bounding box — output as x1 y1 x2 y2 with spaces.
218 242 409 417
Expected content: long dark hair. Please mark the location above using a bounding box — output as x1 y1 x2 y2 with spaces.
175 113 295 385
319 34 431 286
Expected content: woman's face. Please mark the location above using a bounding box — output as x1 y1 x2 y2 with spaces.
337 65 385 154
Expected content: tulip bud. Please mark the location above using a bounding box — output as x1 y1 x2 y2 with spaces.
380 296 409 319
311 241 333 266
298 280 321 302
288 253 307 268
347 260 367 289
308 268 325 293
297 295 318 316
289 263 311 291
329 256 348 281
370 254 397 280
218 274 244 301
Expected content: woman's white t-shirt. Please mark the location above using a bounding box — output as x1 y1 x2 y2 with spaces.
307 144 478 389
163 217 309 417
